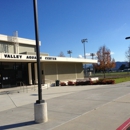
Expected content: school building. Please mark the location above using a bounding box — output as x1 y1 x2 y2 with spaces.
0 34 97 88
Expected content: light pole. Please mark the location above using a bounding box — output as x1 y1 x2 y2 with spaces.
33 0 43 104
81 39 88 59
125 37 130 68
81 38 88 77
33 0 48 123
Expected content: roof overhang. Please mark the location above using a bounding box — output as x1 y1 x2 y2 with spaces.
0 53 97 64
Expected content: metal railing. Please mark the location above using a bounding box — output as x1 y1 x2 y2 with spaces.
17 81 28 93
43 79 54 89
16 79 53 93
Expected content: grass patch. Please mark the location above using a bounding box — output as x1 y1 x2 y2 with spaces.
90 72 130 83
112 77 130 84
89 72 130 84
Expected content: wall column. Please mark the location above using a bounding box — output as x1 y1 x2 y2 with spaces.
56 63 59 80
34 63 38 84
75 64 77 79
28 63 32 85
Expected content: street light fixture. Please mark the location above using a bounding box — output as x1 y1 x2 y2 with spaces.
81 38 88 59
81 38 88 77
125 37 130 68
125 36 130 40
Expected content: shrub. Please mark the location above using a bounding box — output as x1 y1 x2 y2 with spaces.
96 79 115 85
68 81 75 86
106 79 115 84
60 82 66 86
89 81 93 85
75 80 93 85
75 81 80 85
70 79 115 86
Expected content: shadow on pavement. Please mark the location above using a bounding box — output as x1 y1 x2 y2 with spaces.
0 121 35 129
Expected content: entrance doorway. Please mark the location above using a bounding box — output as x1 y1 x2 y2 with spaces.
2 63 16 88
0 62 28 88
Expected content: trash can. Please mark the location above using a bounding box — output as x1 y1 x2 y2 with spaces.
55 80 60 86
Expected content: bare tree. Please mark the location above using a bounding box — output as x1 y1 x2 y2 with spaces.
58 51 65 57
67 50 72 57
94 45 115 78
125 46 130 68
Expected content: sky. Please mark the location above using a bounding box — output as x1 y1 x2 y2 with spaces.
0 0 130 61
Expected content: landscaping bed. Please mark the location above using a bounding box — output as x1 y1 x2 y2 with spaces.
60 79 115 86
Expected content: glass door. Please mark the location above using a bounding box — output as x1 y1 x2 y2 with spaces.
2 63 16 88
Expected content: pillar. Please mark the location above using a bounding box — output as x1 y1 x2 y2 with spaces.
28 63 32 85
34 63 38 84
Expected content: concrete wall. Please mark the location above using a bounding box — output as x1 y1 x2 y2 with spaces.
57 63 76 80
76 63 84 78
19 44 36 53
0 41 36 54
42 63 57 83
20 52 49 56
0 41 14 53
0 34 41 46
41 62 84 84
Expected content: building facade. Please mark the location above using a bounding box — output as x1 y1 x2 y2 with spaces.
0 34 97 88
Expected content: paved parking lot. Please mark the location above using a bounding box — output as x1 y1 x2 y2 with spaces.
0 82 130 130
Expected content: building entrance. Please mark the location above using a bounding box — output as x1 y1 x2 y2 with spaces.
0 62 28 88
2 69 16 88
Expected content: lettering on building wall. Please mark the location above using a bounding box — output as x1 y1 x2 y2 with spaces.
26 56 36 59
4 54 42 59
45 57 56 60
26 56 42 59
4 54 22 59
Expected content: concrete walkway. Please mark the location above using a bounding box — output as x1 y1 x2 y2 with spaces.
0 82 130 130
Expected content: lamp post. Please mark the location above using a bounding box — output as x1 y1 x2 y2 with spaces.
81 38 88 77
33 0 43 104
81 39 88 59
125 37 130 68
33 0 48 123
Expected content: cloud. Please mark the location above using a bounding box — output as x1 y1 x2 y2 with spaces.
78 55 83 58
78 53 97 58
86 53 97 56
85 53 90 56
110 52 114 55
